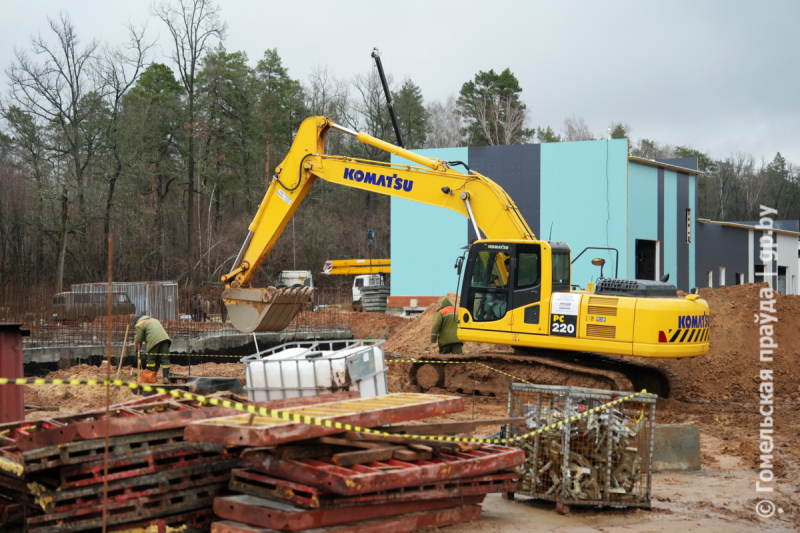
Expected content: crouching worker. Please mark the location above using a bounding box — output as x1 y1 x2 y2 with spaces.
430 297 463 354
133 315 172 382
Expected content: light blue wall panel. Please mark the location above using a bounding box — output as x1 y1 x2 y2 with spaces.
688 175 696 288
390 148 468 296
540 139 629 287
627 162 659 278
663 170 678 282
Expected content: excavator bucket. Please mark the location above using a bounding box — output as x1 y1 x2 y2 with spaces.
223 287 314 333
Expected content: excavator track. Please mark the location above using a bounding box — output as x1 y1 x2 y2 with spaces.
399 348 672 398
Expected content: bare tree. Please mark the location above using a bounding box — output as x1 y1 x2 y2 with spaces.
5 13 102 292
561 116 595 141
631 138 674 160
303 65 350 155
425 94 462 148
151 0 226 285
97 24 151 267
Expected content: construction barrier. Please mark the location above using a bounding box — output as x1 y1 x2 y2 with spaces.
0 376 646 446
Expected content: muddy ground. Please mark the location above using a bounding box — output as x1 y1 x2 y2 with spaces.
23 283 800 530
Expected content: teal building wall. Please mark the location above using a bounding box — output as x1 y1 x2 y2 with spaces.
540 139 629 287
390 147 468 297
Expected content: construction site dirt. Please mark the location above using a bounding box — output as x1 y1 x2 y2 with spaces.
19 282 800 531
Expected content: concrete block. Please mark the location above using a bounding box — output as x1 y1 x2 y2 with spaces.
653 424 701 472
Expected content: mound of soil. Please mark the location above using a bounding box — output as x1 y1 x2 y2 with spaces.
384 294 512 356
338 311 410 341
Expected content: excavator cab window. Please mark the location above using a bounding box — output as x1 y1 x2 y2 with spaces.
467 250 510 322
552 252 571 292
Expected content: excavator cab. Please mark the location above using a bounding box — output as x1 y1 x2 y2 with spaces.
460 241 561 325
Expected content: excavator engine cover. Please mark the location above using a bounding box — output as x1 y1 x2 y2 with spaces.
223 286 314 333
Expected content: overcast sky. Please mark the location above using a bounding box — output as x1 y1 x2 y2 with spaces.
1 0 798 163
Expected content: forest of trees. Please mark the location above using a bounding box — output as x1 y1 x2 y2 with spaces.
1 1 797 292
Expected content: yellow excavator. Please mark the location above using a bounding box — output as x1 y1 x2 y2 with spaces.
221 116 709 396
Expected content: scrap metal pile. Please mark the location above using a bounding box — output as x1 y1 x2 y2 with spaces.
508 384 657 508
1 389 525 532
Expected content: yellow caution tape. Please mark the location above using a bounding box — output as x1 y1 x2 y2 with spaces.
0 376 647 445
136 352 244 359
386 358 536 386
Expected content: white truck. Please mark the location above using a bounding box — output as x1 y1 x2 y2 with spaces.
322 260 390 311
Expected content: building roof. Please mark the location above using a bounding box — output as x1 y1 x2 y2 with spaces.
628 156 704 176
698 218 800 237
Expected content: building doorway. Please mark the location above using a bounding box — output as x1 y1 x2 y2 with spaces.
635 240 658 280
778 266 787 295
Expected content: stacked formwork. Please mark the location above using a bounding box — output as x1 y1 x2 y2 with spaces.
507 384 657 508
0 394 241 532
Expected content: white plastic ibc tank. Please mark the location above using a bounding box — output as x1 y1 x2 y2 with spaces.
244 341 387 402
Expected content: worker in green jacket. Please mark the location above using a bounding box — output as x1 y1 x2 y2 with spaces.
430 297 463 354
133 315 172 382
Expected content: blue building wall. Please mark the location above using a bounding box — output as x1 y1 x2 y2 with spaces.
390 148 468 296
627 162 660 279
540 139 629 287
663 170 678 283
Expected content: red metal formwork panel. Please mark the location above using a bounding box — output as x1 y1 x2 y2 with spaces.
108 508 215 533
185 393 464 447
0 428 204 475
27 481 227 533
0 495 25 528
59 446 238 489
244 445 524 496
210 504 482 533
12 401 238 452
229 468 519 509
39 457 238 512
214 493 484 531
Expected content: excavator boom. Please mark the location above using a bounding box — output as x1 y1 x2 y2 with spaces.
221 116 535 333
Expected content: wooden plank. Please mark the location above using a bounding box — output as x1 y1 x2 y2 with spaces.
275 444 334 461
392 449 432 462
342 431 476 454
332 447 398 466
317 437 395 450
379 418 526 436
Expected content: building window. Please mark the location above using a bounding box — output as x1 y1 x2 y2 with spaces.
735 272 744 285
686 209 692 243
777 266 787 295
719 267 726 286
707 271 713 288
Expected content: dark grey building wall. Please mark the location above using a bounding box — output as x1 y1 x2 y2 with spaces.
676 173 691 290
656 157 698 171
696 222 749 288
468 145 541 240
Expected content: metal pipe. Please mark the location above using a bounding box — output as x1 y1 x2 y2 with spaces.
330 122 359 137
371 48 405 149
330 122 446 173
461 193 483 240
233 231 254 270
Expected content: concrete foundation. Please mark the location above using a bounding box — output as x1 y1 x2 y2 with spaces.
652 423 701 472
23 328 354 364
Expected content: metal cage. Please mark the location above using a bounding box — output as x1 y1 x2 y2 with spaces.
507 384 657 508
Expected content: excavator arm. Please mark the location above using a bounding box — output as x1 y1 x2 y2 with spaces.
323 259 391 276
222 116 536 333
